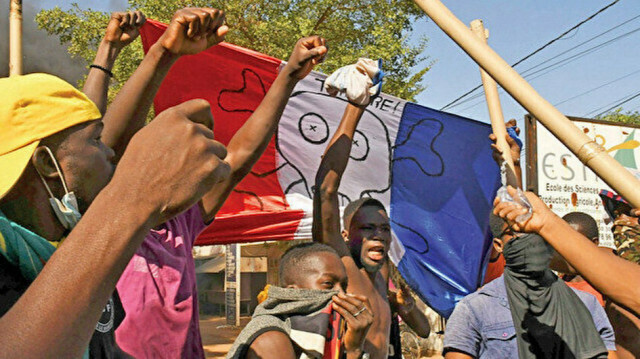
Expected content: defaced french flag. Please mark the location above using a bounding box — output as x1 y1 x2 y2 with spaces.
141 20 501 317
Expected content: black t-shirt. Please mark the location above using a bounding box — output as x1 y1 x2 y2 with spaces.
388 313 402 359
0 255 127 358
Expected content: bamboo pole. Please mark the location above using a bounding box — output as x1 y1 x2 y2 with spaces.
470 21 512 167
9 0 23 76
413 0 640 208
470 20 520 188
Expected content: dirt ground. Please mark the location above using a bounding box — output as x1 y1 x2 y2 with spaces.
199 315 444 359
200 315 251 358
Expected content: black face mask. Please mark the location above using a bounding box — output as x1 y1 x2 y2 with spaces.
503 232 554 276
502 233 607 359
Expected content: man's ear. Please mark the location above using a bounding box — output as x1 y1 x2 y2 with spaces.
341 229 349 242
32 146 60 179
493 238 504 253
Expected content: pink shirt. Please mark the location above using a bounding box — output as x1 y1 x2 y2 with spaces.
115 205 207 358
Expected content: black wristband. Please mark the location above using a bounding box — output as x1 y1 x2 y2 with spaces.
89 64 114 78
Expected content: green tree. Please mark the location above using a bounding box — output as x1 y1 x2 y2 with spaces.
37 0 431 103
596 108 640 126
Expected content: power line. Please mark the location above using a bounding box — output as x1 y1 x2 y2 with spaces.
452 21 640 112
518 13 640 77
594 90 640 117
521 25 640 80
584 90 640 117
553 68 640 106
451 13 640 111
439 0 620 111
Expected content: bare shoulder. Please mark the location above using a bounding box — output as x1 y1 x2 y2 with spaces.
246 331 296 359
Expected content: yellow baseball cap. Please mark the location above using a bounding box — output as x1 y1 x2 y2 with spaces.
0 73 101 199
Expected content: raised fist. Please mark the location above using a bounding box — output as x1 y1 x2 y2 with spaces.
104 11 146 48
283 36 328 80
159 8 228 55
111 99 230 225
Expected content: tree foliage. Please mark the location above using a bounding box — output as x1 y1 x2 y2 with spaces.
37 0 431 102
596 108 640 126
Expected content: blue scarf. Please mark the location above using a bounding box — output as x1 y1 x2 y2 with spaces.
0 210 56 281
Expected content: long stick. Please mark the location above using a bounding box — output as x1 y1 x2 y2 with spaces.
470 20 519 188
9 0 23 76
413 0 640 208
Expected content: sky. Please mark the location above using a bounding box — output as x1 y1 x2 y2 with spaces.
22 0 640 127
411 0 640 127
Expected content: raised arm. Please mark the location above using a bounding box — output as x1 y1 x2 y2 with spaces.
313 103 366 254
494 187 640 317
389 285 431 338
101 8 227 161
311 103 374 295
83 11 146 115
199 36 327 221
0 100 229 358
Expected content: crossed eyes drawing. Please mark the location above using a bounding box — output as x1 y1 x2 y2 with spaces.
217 68 449 255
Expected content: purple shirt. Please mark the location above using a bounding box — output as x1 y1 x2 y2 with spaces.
444 275 616 358
115 205 207 358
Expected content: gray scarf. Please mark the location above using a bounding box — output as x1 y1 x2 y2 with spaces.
226 286 339 359
503 233 607 359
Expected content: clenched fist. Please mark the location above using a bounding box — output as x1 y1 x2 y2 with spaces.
282 36 328 80
159 8 228 55
104 11 146 49
110 99 230 226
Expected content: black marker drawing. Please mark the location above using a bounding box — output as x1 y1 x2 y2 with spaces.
217 69 451 255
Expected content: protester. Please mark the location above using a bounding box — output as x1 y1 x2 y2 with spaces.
0 12 152 359
594 191 640 358
83 11 146 115
444 212 616 358
600 190 640 264
0 74 229 359
313 62 430 358
95 8 328 357
494 186 640 318
558 212 605 306
227 242 373 359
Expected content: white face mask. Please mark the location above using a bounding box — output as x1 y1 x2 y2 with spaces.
35 146 82 230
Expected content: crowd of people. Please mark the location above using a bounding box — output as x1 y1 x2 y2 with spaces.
1 6 639 359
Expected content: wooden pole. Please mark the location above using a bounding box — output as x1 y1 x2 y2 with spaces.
470 21 512 167
9 0 23 76
413 0 640 208
470 20 520 188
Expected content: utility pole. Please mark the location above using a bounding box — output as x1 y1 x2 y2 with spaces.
9 0 23 76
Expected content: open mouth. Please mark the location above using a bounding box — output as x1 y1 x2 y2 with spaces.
367 244 385 262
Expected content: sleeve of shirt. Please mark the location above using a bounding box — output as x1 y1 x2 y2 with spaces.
586 294 616 351
184 203 207 248
443 299 481 356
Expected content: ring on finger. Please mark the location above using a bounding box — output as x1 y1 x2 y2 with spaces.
353 306 367 317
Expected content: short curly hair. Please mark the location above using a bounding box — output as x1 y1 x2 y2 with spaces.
279 242 339 286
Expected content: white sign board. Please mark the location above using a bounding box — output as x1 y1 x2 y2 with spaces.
531 117 640 248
